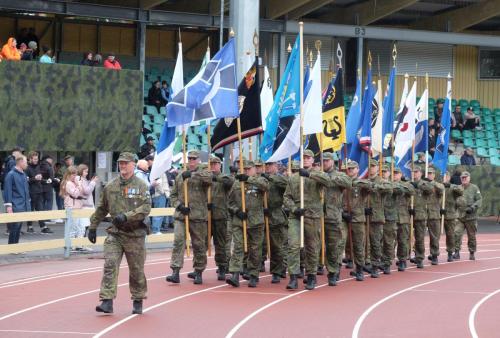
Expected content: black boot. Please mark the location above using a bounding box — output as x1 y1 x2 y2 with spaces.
305 274 316 290
132 300 143 314
96 299 113 314
187 271 196 279
453 250 460 260
383 265 391 275
193 270 203 285
447 253 453 262
248 276 258 288
286 274 298 290
398 260 406 272
363 264 372 273
469 252 475 260
327 273 337 286
355 266 364 281
260 261 266 272
217 267 227 281
226 272 240 287
427 254 433 261
370 267 379 278
410 257 416 264
166 268 180 283
416 260 424 269
431 255 438 265
316 266 325 275
346 260 353 269
271 274 281 284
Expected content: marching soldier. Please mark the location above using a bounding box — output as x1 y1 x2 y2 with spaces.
166 150 212 285
442 171 464 262
208 155 235 280
381 165 398 274
454 171 482 260
322 152 351 286
393 168 415 272
226 160 269 287
283 150 329 290
425 167 445 265
88 152 152 315
255 159 268 273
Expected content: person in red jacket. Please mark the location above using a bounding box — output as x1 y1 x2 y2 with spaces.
1 37 21 61
103 53 121 70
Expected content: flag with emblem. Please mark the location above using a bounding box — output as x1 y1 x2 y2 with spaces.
319 67 346 151
394 81 417 177
433 75 452 175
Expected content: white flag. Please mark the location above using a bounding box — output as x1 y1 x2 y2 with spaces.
371 79 384 156
260 65 274 131
394 81 417 161
303 55 322 135
171 42 184 97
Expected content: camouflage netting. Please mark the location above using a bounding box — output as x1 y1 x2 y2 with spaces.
0 61 143 151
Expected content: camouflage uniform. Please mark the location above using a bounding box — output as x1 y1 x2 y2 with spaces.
426 170 445 259
382 176 398 269
412 176 434 264
443 182 464 257
90 153 152 301
394 176 415 265
455 173 482 255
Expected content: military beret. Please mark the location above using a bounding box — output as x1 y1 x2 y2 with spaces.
346 160 359 169
64 155 73 161
117 152 136 162
381 165 389 172
254 159 264 166
209 155 221 163
370 159 379 166
243 160 255 169
460 171 470 177
393 167 402 173
322 152 335 161
187 150 200 158
413 166 422 172
303 149 314 157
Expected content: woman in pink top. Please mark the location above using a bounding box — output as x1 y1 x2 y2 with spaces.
60 166 85 247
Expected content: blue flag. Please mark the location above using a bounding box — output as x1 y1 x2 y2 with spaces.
433 77 452 175
167 38 238 127
341 74 362 160
382 67 396 156
260 35 301 162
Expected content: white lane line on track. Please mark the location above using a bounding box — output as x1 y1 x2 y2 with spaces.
468 288 500 338
411 289 491 295
406 270 460 275
0 329 96 335
225 255 500 338
211 290 290 296
92 274 272 338
352 266 500 338
0 267 214 322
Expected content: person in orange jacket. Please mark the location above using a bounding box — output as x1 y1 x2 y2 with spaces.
1 37 21 61
103 53 122 70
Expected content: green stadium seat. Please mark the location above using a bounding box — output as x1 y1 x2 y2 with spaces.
448 155 460 165
153 114 164 125
428 97 436 106
488 139 499 148
451 129 462 140
458 99 469 107
146 105 158 115
476 138 487 148
489 148 499 157
476 147 489 158
159 106 166 116
490 156 500 167
482 108 492 116
485 131 496 139
451 99 457 107
463 137 475 148
470 99 480 108
463 130 473 138
485 123 495 131
475 130 485 139
494 108 500 118
484 116 494 125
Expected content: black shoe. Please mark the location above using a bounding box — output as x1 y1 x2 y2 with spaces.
469 252 475 260
355 267 364 281
193 271 203 284
410 257 416 264
316 266 325 275
447 253 453 262
217 267 227 281
286 274 298 290
398 260 406 272
349 270 356 277
187 271 196 279
26 227 35 234
41 227 53 234
342 258 348 264
298 268 305 279
132 300 143 314
427 255 432 261
417 260 424 269
305 274 316 290
363 265 372 274
166 268 180 283
371 269 379 278
242 273 250 281
271 274 281 284
345 260 353 269
260 262 266 272
327 273 337 286
248 276 258 288
96 299 113 314
226 272 240 287
383 265 391 275
431 256 438 265
453 251 460 260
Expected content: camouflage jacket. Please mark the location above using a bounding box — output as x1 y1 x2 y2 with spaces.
413 179 434 221
444 184 464 220
171 165 212 222
393 181 415 224
90 175 152 237
228 176 269 227
368 175 393 223
283 170 329 219
343 178 372 223
264 174 288 226
458 183 482 221
323 167 352 224
383 180 399 222
427 180 445 220
210 173 234 221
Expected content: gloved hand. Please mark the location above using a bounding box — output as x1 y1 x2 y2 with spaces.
401 176 408 182
411 181 419 188
112 213 127 226
443 182 451 188
423 177 431 182
298 168 310 178
283 208 290 218
177 204 191 215
364 207 373 216
292 208 305 218
207 203 213 211
181 171 191 180
87 229 97 244
263 208 270 217
212 174 218 182
466 206 474 214
261 173 270 180
236 174 249 182
342 211 352 223
235 209 247 220
408 208 416 216
229 166 238 174
440 208 446 215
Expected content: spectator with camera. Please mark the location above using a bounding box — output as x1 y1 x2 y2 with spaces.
103 53 121 70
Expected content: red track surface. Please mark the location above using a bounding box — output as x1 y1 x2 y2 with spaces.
1 234 500 338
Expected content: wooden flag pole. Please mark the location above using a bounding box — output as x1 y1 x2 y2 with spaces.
409 140 415 259
299 22 305 248
391 45 397 181
182 126 191 257
207 124 212 257
365 52 372 260
425 73 430 177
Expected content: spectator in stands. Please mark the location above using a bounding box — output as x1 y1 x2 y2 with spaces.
452 106 465 132
53 162 64 211
428 117 436 132
26 28 39 57
161 81 170 105
145 154 154 171
434 99 443 128
60 166 86 250
148 81 163 110
81 52 94 66
428 127 437 157
139 136 156 159
39 46 54 64
461 147 476 166
16 28 29 47
93 53 102 66
1 147 23 191
77 164 98 249
103 53 121 70
28 41 38 58
3 155 30 245
39 155 55 213
414 152 426 165
1 37 21 61
464 107 481 130
19 43 33 61
26 151 53 234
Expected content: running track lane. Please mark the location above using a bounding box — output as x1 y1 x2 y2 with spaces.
468 288 500 338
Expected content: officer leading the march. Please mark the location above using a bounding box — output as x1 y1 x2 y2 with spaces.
88 152 152 315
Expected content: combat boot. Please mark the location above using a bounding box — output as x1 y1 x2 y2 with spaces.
327 273 337 286
166 268 180 283
383 265 391 275
286 274 298 290
187 271 196 279
363 264 372 274
431 255 438 265
271 274 281 284
410 257 416 264
226 272 240 287
453 250 460 260
345 260 353 269
447 253 453 262
397 260 406 272
193 270 203 285
305 274 316 290
427 254 433 261
469 252 475 260
132 300 143 315
248 276 258 288
355 266 364 281
217 267 227 281
96 299 113 314
370 268 379 278
416 260 424 269
317 266 325 275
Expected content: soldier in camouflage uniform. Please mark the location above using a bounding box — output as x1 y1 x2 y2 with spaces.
208 155 235 280
262 161 288 283
166 150 212 285
454 171 482 260
381 165 397 274
226 160 269 287
442 171 464 262
392 167 415 272
283 150 329 290
255 159 268 273
88 152 152 315
409 166 434 268
424 167 445 265
322 152 351 286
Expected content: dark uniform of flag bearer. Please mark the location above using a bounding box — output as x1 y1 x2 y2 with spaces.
381 165 398 274
425 167 445 265
88 152 152 315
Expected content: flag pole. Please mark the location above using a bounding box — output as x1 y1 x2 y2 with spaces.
391 45 397 181
440 73 452 235
299 21 305 248
205 40 212 257
377 54 383 178
425 73 429 177
409 140 415 260
365 51 372 260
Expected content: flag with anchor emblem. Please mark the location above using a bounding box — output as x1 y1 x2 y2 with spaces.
319 67 346 151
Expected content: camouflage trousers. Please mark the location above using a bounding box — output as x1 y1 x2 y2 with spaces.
368 222 384 268
444 219 457 254
170 220 207 272
229 222 264 278
396 223 410 261
413 220 427 262
226 219 232 261
268 224 286 275
288 217 320 276
351 222 366 269
212 219 229 269
382 221 397 266
454 219 478 253
325 222 347 275
427 219 441 257
99 233 147 301
261 226 268 264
